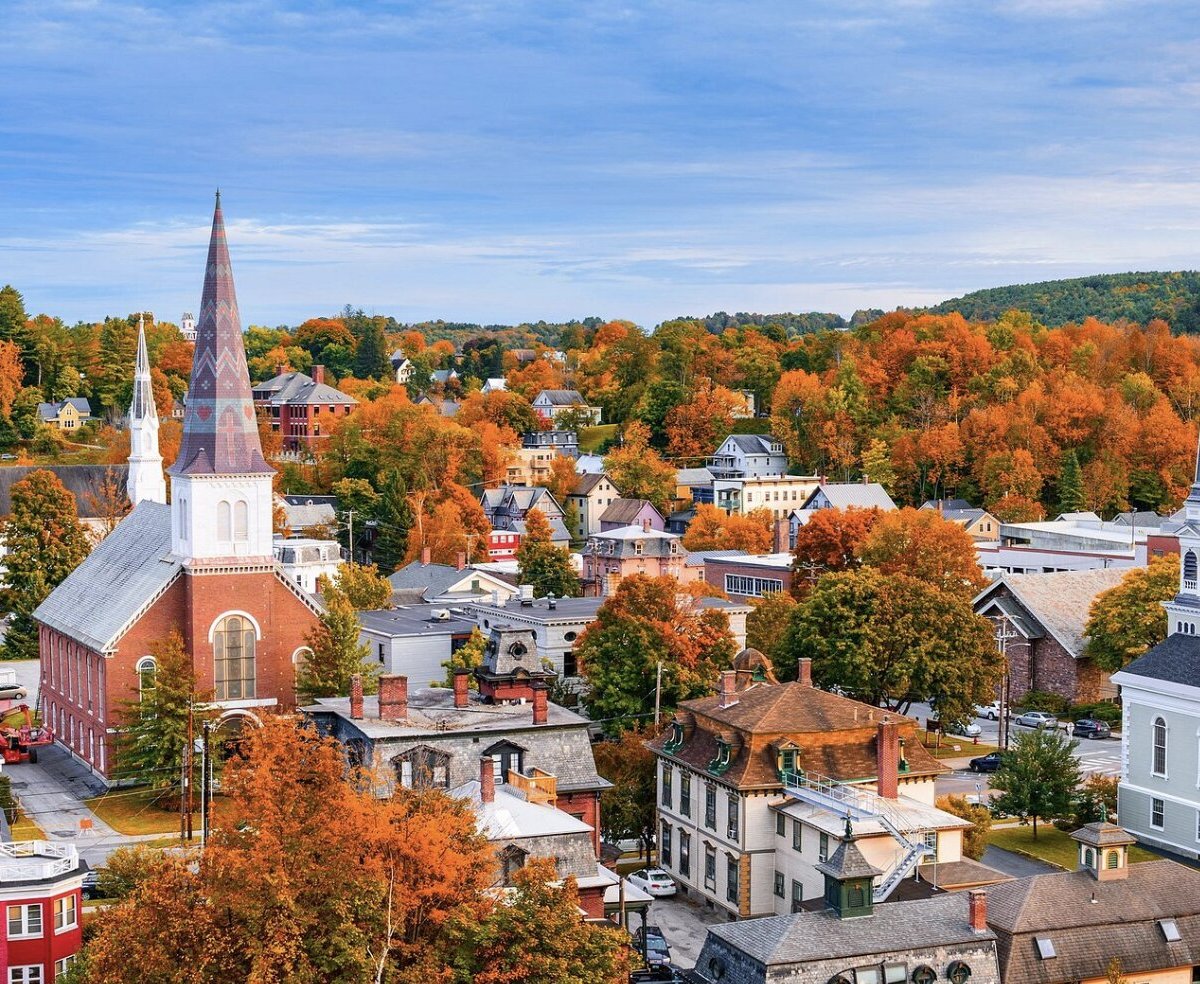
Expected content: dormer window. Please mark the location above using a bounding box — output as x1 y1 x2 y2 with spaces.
777 747 798 778
708 738 732 775
664 722 685 752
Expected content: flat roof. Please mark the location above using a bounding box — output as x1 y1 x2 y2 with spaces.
358 604 477 637
705 552 794 570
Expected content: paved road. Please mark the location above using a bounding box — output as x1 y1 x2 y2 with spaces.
981 845 1059 877
647 894 728 969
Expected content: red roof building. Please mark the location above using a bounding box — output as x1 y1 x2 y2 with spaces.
252 365 357 453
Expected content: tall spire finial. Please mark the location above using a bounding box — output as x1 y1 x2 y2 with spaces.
215 188 221 206
127 311 166 506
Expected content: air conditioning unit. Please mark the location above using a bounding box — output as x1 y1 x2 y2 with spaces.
432 609 451 621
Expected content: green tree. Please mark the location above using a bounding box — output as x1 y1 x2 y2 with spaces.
321 561 392 611
935 794 992 860
516 508 579 598
0 469 91 659
745 591 797 666
372 470 413 575
114 631 215 805
1058 449 1087 514
352 315 392 381
331 477 380 561
0 285 27 345
439 857 636 983
781 567 1002 723
991 728 1082 838
441 627 487 687
1084 554 1178 672
592 727 658 862
297 591 376 702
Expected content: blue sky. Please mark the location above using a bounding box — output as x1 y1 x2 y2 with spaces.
3 0 1199 329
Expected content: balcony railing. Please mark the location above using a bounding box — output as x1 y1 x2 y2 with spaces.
0 841 79 883
508 767 557 806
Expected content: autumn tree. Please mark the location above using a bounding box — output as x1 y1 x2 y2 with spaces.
516 508 579 598
790 506 878 594
664 381 741 458
321 561 393 611
1084 554 1178 672
991 728 1082 838
602 422 676 514
858 507 988 596
782 567 1002 721
0 469 91 659
114 631 216 807
546 453 580 504
441 627 487 687
592 727 658 861
936 795 992 861
297 591 376 702
578 575 735 730
746 590 797 664
682 504 774 553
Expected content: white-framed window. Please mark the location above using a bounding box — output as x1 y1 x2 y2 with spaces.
1153 717 1168 776
214 614 256 700
54 956 76 980
137 655 157 702
9 968 43 984
1152 797 1165 829
724 574 785 598
54 893 77 932
234 500 249 541
7 902 42 938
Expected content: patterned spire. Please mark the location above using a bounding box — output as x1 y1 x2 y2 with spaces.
170 193 272 476
130 314 156 421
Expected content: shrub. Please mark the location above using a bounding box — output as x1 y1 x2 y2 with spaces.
936 794 992 860
1069 701 1122 725
1017 690 1069 715
0 773 14 825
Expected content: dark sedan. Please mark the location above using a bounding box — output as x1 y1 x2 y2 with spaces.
1073 719 1112 739
968 752 1004 773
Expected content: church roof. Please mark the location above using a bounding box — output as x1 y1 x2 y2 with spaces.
33 501 180 653
169 193 273 477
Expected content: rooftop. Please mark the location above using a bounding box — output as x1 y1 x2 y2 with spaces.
704 551 793 570
1115 631 1200 689
467 595 605 622
0 841 83 886
357 604 477 637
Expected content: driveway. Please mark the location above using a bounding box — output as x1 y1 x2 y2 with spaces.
647 893 728 969
981 845 1059 878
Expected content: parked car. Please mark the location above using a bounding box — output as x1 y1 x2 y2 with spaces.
633 926 672 967
1072 718 1112 739
0 682 28 701
627 868 676 897
944 720 982 738
974 701 1007 720
1014 710 1059 729
968 752 1004 773
630 968 683 983
82 870 103 900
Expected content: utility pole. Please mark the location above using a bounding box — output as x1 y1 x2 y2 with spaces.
184 705 194 842
653 661 663 728
200 721 213 848
346 509 355 564
994 619 1019 751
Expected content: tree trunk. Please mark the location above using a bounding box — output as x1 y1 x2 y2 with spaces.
1032 814 1038 839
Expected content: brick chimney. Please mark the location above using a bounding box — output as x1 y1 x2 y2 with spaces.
275 362 286 377
532 679 548 725
876 719 900 799
719 669 739 708
968 890 987 933
349 673 364 720
480 755 495 803
455 550 467 571
453 668 471 709
378 674 408 721
421 546 432 566
797 658 813 688
773 518 789 553
312 364 325 385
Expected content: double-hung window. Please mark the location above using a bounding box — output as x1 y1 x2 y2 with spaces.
1153 717 1168 776
726 855 739 905
54 894 77 932
660 821 672 867
818 832 829 863
704 845 717 891
704 784 717 829
680 773 691 817
9 968 43 984
1152 797 1165 829
661 765 673 808
679 831 691 877
7 903 41 938
726 794 740 841
792 820 803 852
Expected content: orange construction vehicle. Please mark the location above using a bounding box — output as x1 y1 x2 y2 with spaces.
1 705 54 764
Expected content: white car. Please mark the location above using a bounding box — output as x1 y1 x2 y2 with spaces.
945 720 982 738
628 868 677 897
974 702 1006 720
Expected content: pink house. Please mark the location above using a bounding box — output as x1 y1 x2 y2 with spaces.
581 522 685 596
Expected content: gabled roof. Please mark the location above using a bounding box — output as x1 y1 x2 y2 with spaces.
802 483 896 512
33 501 181 653
974 569 1128 659
921 498 976 511
598 498 662 525
720 434 784 455
1115 632 1200 689
676 467 715 484
253 371 357 407
387 560 512 600
534 389 585 405
570 472 609 496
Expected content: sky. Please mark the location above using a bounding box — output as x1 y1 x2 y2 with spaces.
3 0 1200 329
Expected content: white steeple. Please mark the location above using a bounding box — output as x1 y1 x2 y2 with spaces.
1166 430 1200 637
127 315 167 506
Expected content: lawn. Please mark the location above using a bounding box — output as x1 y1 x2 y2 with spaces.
85 788 202 836
916 730 999 760
987 823 1159 870
10 808 45 840
578 424 617 453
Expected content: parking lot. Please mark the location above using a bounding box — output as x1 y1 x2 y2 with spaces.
646 892 728 969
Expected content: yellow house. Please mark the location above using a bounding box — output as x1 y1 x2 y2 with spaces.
37 398 91 431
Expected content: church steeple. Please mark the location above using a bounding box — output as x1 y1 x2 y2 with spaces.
169 194 276 565
127 315 166 506
1166 428 1200 634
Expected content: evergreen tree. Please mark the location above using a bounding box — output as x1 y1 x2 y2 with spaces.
990 728 1082 838
0 285 27 345
1 470 91 660
349 309 392 381
114 631 215 806
297 590 376 701
1058 449 1087 514
372 470 413 575
516 508 579 598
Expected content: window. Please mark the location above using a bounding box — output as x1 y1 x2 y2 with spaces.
217 499 232 541
54 957 76 980
727 794 739 841
855 967 880 984
704 845 716 891
499 845 527 886
1107 850 1121 869
726 855 739 904
818 832 829 863
234 500 248 541
790 879 803 912
1035 936 1056 960
773 871 784 898
484 740 525 783
705 784 717 829
883 967 907 984
912 969 936 984
776 813 786 837
1152 797 1165 829
1160 918 1182 942
661 822 672 867
679 830 691 877
792 819 802 851
680 773 691 817
7 903 42 937
393 745 451 790
946 962 972 984
1084 847 1095 868
923 831 937 860
1153 717 1168 776
563 649 578 678
214 614 256 700
1185 549 1197 589
54 893 77 931
9 969 43 984
723 574 785 598
662 765 673 808
136 656 156 702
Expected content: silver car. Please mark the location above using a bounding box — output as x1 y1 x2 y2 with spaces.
1014 710 1058 729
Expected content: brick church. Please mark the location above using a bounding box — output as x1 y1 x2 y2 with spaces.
35 194 322 781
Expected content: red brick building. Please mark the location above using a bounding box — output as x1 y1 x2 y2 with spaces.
0 841 85 982
252 364 357 453
34 194 323 781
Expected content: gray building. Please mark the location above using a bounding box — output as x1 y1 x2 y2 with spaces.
465 595 604 680
707 435 789 480
357 604 476 684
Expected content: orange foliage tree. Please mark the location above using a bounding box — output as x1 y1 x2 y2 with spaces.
858 507 988 596
791 506 880 593
682 504 774 553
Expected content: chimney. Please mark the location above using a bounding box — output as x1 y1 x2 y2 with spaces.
773 518 788 553
876 719 900 799
480 755 495 803
421 546 432 566
968 890 987 933
456 551 467 571
719 669 739 709
642 516 651 532
797 658 813 688
275 362 286 377
349 673 364 720
378 674 408 721
532 679 548 725
453 667 470 709
312 364 325 385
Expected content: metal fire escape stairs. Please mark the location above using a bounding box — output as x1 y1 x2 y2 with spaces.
781 770 932 902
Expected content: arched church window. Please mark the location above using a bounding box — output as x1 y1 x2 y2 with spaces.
214 614 256 700
1185 550 1197 589
218 500 232 541
1153 716 1168 776
234 501 249 541
136 656 157 702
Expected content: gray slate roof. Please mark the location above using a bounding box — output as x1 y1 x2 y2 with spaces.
33 501 180 653
534 389 586 405
723 434 782 454
598 498 661 526
253 371 357 407
1117 632 1200 687
804 482 896 511
0 465 129 519
37 398 91 420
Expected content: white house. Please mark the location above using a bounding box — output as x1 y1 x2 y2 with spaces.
273 537 343 593
707 435 789 479
390 352 414 384
531 389 602 425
